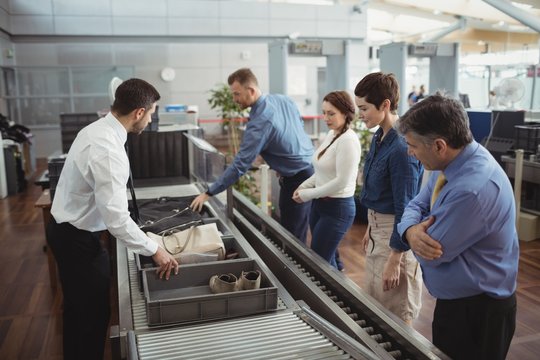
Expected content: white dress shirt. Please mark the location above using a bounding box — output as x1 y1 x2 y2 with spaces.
51 112 158 256
297 128 361 201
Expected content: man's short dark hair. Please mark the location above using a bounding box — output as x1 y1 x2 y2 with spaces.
112 78 161 116
354 72 399 113
397 91 473 148
228 68 259 87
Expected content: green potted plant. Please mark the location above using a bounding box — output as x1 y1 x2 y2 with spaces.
352 115 373 223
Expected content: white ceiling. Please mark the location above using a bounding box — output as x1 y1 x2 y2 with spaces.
346 0 540 53
273 0 539 53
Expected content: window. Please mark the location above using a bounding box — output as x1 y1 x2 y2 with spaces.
0 66 134 126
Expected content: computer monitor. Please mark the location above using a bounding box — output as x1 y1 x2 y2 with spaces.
490 110 525 140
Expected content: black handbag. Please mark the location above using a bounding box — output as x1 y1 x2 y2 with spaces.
136 196 202 234
125 154 202 234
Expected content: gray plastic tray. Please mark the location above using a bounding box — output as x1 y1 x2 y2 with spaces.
142 259 278 326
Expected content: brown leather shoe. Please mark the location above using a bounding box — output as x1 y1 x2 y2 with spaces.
239 270 261 290
209 273 240 294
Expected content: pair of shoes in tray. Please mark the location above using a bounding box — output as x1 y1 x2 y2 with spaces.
209 270 261 294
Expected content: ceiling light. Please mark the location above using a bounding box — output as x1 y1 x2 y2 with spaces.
432 9 441 15
288 31 300 39
511 1 533 10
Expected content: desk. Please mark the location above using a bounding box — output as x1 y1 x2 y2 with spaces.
502 155 540 214
34 189 58 291
502 155 540 184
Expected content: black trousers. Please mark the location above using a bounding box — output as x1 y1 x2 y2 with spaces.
279 166 314 244
46 217 111 360
433 292 516 360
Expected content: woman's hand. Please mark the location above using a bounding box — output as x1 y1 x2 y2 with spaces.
292 189 304 204
382 250 403 291
360 226 370 254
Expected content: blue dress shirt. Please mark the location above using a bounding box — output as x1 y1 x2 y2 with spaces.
360 127 423 251
398 141 519 299
209 94 314 195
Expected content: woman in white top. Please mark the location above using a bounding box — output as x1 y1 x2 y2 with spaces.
293 91 361 269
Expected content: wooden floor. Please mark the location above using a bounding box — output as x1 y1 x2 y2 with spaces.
1 159 540 359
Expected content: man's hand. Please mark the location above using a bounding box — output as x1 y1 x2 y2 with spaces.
382 250 403 291
404 216 442 260
360 226 370 255
152 247 179 280
190 193 210 213
292 189 303 204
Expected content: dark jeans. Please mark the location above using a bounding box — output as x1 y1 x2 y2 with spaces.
279 166 314 244
309 196 355 269
433 292 516 360
46 217 111 360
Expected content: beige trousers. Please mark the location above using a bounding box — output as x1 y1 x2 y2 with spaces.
364 209 423 322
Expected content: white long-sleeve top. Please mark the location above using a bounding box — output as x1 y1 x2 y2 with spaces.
51 112 158 256
297 128 361 201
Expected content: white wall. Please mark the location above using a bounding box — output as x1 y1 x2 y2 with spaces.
3 0 369 157
5 0 367 38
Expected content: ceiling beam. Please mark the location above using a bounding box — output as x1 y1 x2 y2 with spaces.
424 16 467 42
482 0 540 33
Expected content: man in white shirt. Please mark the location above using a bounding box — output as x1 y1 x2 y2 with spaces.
47 78 178 360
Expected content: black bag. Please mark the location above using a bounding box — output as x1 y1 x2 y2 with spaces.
130 196 202 234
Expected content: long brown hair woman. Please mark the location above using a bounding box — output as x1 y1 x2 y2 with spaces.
292 91 361 269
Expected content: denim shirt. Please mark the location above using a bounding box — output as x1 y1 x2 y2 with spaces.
360 127 423 251
209 94 313 195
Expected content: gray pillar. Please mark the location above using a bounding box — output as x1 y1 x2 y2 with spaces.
379 42 408 116
268 39 288 95
429 43 460 98
324 40 349 93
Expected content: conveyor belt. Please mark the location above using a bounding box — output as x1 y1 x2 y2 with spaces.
136 312 354 360
127 251 150 331
123 249 376 360
114 184 445 359
232 190 449 360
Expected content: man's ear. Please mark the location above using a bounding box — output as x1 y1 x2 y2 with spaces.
434 138 447 154
133 107 145 120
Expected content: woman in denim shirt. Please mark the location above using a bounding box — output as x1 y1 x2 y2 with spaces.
355 73 423 324
293 91 361 269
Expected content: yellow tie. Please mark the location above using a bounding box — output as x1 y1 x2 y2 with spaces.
431 172 447 207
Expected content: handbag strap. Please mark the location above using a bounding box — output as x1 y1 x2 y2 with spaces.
139 207 197 233
125 142 140 224
161 225 196 255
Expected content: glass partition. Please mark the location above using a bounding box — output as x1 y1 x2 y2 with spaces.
184 132 228 211
0 66 134 126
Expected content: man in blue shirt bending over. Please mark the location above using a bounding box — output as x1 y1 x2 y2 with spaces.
191 68 314 243
397 92 518 360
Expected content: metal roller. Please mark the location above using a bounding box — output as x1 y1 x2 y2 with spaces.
232 190 450 360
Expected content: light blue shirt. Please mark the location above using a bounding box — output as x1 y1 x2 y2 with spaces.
209 94 314 195
398 141 519 299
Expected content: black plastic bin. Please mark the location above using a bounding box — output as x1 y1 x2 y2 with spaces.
514 123 540 153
